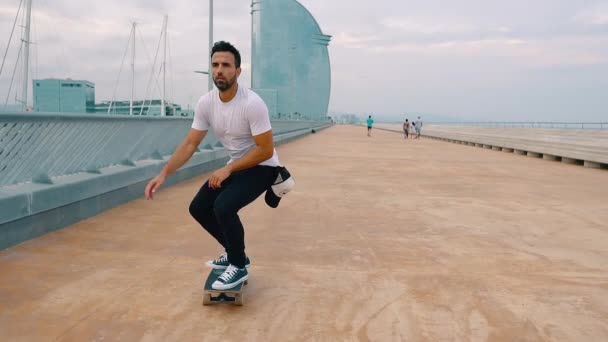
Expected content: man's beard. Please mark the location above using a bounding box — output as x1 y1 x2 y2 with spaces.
214 75 237 91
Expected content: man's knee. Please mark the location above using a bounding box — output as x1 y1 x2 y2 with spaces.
188 199 201 219
189 197 213 220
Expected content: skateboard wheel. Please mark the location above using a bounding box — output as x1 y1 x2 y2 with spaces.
235 293 244 306
203 293 211 305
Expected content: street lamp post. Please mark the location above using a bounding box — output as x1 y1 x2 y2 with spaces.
194 0 214 98
194 70 211 92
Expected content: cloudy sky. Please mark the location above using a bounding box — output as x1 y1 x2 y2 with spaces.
1 0 607 121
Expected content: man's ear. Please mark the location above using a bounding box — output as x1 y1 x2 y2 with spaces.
236 67 242 77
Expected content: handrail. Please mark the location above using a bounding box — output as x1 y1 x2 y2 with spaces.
0 112 330 187
425 122 607 129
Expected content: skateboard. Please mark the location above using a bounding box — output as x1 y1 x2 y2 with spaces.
203 269 248 306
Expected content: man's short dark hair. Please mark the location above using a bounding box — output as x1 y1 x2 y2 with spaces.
211 41 241 68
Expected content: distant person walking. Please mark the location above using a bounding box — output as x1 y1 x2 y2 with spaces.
415 116 423 139
403 119 410 139
367 115 374 137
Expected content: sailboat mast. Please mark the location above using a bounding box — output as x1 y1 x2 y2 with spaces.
130 22 136 116
208 0 213 92
21 0 32 111
162 15 167 116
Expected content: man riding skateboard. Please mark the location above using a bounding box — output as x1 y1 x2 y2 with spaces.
145 41 293 291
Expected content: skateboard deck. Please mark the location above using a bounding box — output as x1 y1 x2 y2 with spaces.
203 269 247 306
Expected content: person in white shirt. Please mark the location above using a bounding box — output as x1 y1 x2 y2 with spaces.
415 116 423 139
144 41 292 290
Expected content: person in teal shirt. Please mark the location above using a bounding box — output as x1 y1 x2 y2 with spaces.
367 115 374 137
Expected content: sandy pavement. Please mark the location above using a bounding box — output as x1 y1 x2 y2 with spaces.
1 125 607 341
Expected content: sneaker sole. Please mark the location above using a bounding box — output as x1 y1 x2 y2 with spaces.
212 274 249 290
205 262 251 270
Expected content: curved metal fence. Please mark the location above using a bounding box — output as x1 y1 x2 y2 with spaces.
428 122 607 130
0 112 328 187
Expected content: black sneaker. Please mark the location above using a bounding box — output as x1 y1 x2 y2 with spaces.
206 253 251 269
212 264 249 290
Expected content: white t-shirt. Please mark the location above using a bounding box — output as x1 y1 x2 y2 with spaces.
192 85 281 167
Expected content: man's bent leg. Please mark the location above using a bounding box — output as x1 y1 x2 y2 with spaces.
189 181 227 248
213 166 276 268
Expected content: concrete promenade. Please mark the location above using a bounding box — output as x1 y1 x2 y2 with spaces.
375 124 608 169
1 125 607 341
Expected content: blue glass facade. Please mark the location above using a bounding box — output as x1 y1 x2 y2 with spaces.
33 79 95 113
251 0 331 121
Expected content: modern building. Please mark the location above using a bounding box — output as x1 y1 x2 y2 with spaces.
94 100 192 117
0 104 23 112
251 0 331 121
33 79 95 113
330 113 360 124
31 79 193 116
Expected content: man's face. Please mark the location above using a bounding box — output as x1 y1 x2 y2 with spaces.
211 52 241 91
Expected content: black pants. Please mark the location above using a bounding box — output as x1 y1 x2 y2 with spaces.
189 165 277 268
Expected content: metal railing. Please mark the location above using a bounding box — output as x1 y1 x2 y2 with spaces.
426 122 608 130
0 112 330 187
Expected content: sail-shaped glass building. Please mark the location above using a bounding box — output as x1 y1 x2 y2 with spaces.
251 0 331 121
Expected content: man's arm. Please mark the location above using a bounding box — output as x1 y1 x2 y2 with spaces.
160 128 208 177
145 128 207 199
229 130 273 172
207 130 274 189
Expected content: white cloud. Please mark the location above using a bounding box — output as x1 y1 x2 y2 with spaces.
1 0 608 121
0 6 17 18
381 16 478 35
369 36 607 68
332 32 379 48
574 4 608 25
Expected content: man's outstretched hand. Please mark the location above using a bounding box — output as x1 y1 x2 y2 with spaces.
145 174 166 200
